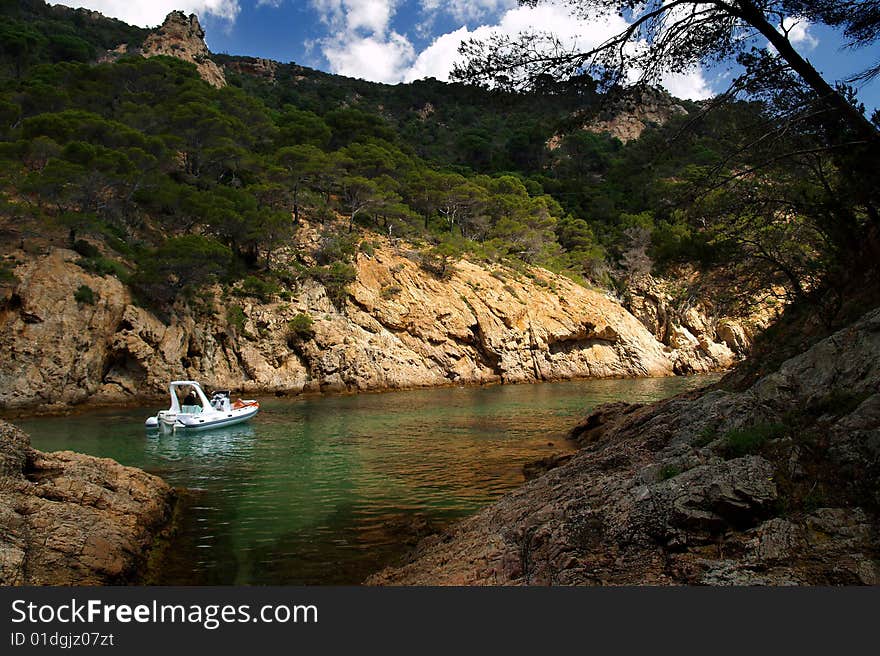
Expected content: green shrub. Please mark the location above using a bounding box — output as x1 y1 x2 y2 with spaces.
0 264 17 286
359 240 376 257
693 426 716 447
73 239 100 258
74 284 95 305
316 233 358 265
237 275 281 301
806 390 872 418
226 305 246 334
309 262 356 309
659 464 683 481
719 422 786 458
380 285 403 299
75 256 128 280
287 313 314 340
421 241 461 279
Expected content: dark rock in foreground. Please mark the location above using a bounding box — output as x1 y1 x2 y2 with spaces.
0 421 175 585
369 308 880 585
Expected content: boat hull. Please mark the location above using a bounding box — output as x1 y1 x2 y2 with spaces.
175 406 259 431
144 381 259 432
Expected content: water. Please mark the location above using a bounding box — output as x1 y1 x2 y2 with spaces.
15 375 718 584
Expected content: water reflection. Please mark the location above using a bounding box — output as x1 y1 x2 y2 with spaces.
144 425 256 463
17 374 719 584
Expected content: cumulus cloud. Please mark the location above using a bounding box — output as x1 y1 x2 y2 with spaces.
310 0 397 34
401 2 714 100
782 16 819 50
53 0 241 27
324 31 415 83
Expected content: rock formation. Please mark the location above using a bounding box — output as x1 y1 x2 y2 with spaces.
549 87 689 147
141 11 226 88
2 238 709 409
0 421 175 585
585 87 688 143
368 306 880 585
225 57 279 82
624 272 778 374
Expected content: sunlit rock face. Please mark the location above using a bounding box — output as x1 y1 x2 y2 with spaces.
141 11 226 88
0 240 690 410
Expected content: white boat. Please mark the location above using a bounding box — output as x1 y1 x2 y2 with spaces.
145 381 259 432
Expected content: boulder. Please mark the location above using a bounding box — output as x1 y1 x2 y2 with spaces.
0 421 175 585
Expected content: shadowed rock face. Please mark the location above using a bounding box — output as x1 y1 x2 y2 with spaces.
0 422 175 585
368 307 880 586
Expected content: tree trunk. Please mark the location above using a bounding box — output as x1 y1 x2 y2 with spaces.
737 1 879 144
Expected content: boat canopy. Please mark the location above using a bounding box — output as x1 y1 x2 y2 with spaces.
167 381 211 414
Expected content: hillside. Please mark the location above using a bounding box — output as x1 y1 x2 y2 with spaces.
0 4 788 410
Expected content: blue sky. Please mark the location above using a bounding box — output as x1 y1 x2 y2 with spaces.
54 1 880 112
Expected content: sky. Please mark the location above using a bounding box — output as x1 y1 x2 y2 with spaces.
53 1 880 111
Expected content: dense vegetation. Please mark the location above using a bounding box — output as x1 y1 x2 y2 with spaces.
2 0 863 321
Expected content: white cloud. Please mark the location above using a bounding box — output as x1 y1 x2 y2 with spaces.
346 0 395 33
309 0 397 34
660 69 713 100
420 0 516 24
768 16 819 55
404 26 468 82
52 1 241 27
295 0 716 99
400 2 714 99
783 16 819 50
324 31 415 83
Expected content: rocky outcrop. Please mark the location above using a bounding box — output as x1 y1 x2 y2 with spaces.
368 307 880 585
141 12 226 88
0 421 175 585
0 241 678 409
225 57 279 82
548 87 688 147
624 273 776 374
586 87 688 143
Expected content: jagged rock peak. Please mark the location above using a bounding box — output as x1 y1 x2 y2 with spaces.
141 11 226 88
162 10 206 37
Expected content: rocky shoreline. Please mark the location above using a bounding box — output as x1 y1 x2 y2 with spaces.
368 306 880 585
0 421 175 585
0 238 759 412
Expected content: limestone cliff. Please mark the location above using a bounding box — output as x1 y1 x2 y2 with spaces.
0 421 174 585
549 87 689 147
140 11 226 88
1 239 698 409
368 307 880 585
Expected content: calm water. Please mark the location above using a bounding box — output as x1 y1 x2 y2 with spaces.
16 376 717 584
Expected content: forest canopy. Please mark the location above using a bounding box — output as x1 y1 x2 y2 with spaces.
1 0 877 321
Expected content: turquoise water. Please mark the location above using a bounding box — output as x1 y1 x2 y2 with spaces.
16 375 718 584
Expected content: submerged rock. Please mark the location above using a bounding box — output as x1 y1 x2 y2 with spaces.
368 307 880 585
0 421 175 585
